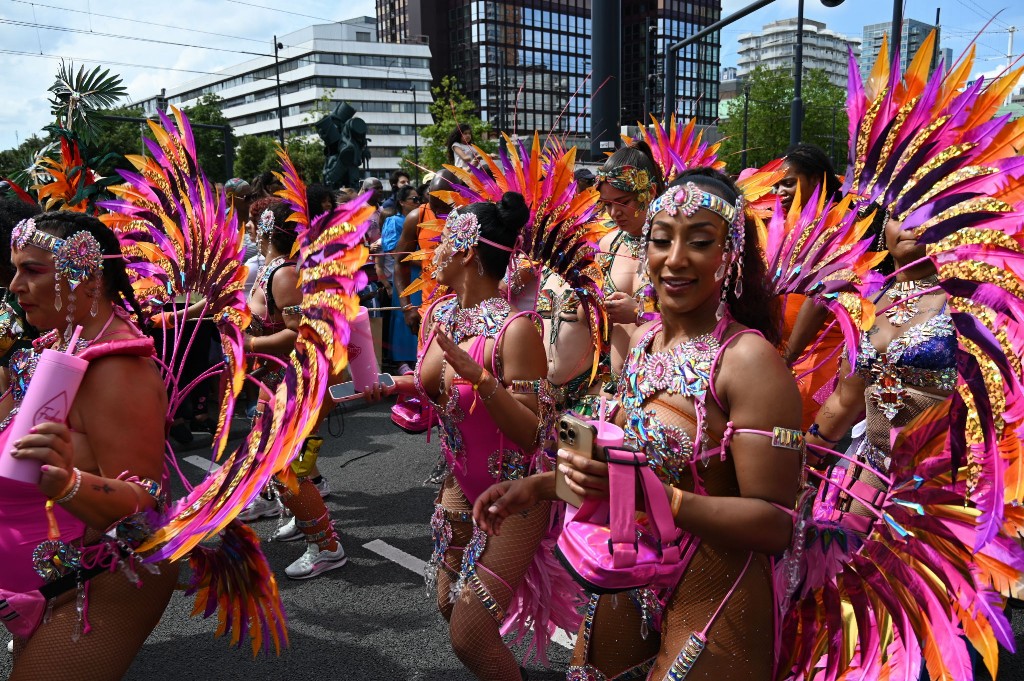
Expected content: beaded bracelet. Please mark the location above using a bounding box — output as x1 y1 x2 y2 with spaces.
477 370 501 402
509 379 540 394
808 423 841 445
54 467 83 505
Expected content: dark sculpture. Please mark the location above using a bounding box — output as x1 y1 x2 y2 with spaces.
316 102 370 189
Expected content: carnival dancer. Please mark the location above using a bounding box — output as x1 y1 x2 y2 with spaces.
240 199 347 579
772 33 1024 681
369 192 555 680
0 212 179 679
773 143 848 428
595 142 664 381
476 169 805 678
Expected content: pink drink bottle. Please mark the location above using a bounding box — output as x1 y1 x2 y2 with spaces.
347 306 379 391
0 349 88 484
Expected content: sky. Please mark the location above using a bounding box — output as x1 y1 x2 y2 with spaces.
1 0 1022 151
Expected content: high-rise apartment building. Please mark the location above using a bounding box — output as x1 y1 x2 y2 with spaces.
135 18 432 179
376 1 723 151
861 18 944 80
737 18 861 89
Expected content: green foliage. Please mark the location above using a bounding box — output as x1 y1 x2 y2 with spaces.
234 135 278 182
48 61 128 142
405 75 495 173
234 134 324 185
0 134 56 186
719 66 849 170
182 94 236 184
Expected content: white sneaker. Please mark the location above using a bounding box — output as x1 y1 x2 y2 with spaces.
285 542 347 579
237 495 281 522
271 516 303 542
314 477 330 498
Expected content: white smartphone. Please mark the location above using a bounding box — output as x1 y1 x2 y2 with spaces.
329 373 395 403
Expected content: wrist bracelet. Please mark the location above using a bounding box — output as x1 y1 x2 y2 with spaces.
669 485 684 517
54 467 82 504
247 336 256 354
481 374 501 402
808 423 841 445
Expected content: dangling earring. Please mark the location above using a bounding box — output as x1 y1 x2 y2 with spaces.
716 252 732 321
89 285 99 318
54 278 62 311
476 256 485 278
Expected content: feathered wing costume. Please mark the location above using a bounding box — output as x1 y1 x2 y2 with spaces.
775 33 1024 681
416 133 608 662
99 108 370 655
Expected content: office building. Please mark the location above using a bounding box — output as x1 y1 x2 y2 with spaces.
376 1 723 151
861 18 944 80
135 17 432 178
737 17 861 89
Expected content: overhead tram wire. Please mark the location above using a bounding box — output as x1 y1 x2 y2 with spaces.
0 48 283 81
0 19 273 58
10 0 274 46
222 0 340 23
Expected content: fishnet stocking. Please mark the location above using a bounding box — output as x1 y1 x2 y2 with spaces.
570 593 660 677
647 544 773 679
11 560 179 680
279 478 337 551
436 478 550 681
619 390 775 679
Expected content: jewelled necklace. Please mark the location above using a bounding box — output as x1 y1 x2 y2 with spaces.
620 231 644 260
635 329 720 402
252 255 289 297
440 296 512 345
884 275 939 326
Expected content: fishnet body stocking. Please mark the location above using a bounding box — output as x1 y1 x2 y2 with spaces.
11 551 179 681
278 478 337 550
435 477 550 681
569 593 660 678
599 384 775 679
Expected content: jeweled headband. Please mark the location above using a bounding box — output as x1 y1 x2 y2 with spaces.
444 208 516 254
11 218 109 290
596 165 655 208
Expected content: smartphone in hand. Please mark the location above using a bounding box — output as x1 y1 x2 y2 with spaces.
329 373 396 403
555 414 598 507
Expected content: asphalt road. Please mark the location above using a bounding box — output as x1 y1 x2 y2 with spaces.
2 403 1023 679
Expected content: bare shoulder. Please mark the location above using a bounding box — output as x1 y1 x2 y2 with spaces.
79 353 166 408
627 319 659 351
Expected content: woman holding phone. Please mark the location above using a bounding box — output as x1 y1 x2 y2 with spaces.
365 193 554 681
475 169 803 678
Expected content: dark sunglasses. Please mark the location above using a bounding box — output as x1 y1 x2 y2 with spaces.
404 195 422 203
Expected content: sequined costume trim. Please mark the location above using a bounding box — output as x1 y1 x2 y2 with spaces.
567 594 656 681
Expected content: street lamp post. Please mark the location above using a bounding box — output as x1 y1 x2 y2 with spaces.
741 82 751 167
789 0 806 148
273 36 285 145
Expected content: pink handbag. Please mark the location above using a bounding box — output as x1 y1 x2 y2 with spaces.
555 446 691 594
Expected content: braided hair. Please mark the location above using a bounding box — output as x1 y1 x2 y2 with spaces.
32 211 145 322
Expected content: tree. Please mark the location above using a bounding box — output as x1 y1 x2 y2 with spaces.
718 66 849 171
183 94 236 184
404 75 495 173
90 106 152 177
234 135 277 182
233 134 325 185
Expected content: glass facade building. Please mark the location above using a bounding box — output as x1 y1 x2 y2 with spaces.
861 18 943 81
377 1 723 152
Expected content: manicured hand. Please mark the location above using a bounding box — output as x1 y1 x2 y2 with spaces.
12 421 75 498
435 332 485 384
558 448 610 500
403 307 421 334
472 479 538 536
605 292 640 325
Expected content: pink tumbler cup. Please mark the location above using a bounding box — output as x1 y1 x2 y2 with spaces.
589 420 625 450
0 349 88 484
347 306 379 392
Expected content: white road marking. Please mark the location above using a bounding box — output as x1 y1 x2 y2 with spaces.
362 539 427 574
363 539 574 650
184 455 222 474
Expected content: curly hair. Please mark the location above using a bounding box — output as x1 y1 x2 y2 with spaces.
668 168 782 345
32 211 145 322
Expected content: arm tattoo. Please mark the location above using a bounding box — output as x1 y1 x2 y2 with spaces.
91 483 115 494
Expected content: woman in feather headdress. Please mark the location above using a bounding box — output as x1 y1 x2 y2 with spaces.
774 31 1024 681
0 212 179 680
